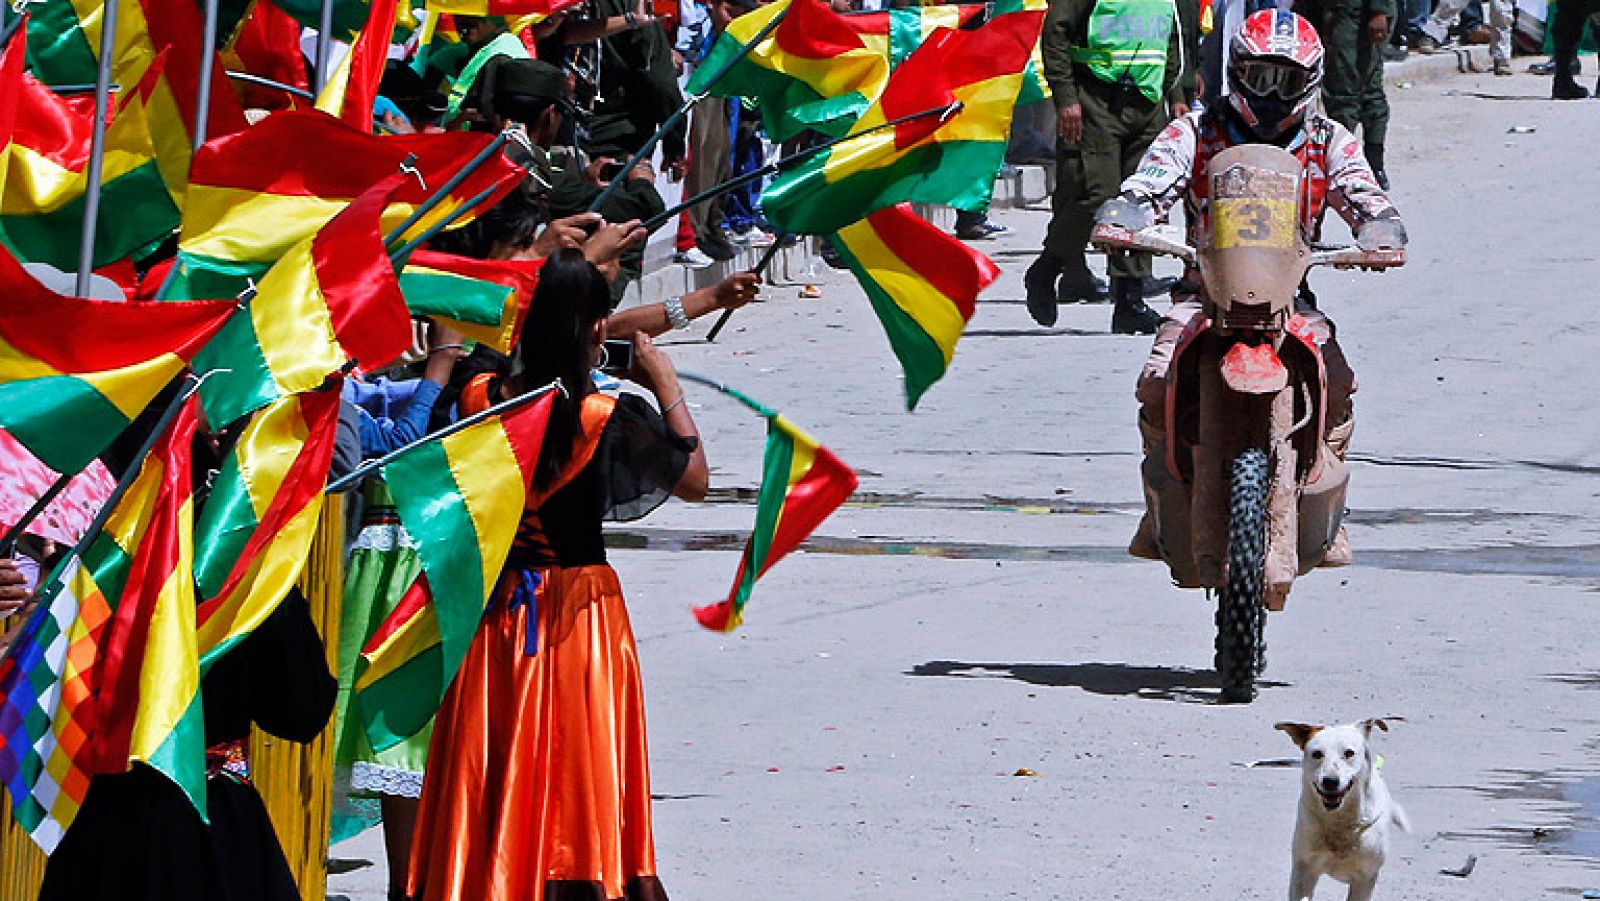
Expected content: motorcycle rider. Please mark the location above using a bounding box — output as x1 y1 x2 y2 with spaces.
1096 9 1406 566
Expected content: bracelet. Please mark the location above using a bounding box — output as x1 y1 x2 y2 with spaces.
664 294 692 330
624 9 639 27
661 394 686 416
428 343 467 355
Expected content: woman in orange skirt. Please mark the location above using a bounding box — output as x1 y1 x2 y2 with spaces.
408 249 710 901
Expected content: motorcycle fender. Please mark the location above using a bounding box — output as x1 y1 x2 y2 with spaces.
1164 310 1213 483
1218 343 1289 394
1296 447 1349 574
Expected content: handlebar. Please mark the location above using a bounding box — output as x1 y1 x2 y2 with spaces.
1093 224 1406 272
1307 246 1406 270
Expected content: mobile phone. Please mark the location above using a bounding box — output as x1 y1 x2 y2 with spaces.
599 161 626 182
599 338 634 375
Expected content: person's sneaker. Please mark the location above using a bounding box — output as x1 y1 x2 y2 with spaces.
1024 255 1060 327
1462 24 1492 44
1529 57 1578 75
1111 300 1160 334
674 247 715 269
1058 268 1108 303
1412 33 1442 53
1142 275 1179 297
955 218 1011 240
1381 43 1408 62
1493 57 1512 76
739 227 776 246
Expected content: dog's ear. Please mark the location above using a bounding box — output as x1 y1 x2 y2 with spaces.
1360 717 1406 736
1275 722 1321 748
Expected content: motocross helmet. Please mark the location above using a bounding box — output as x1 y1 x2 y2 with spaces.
1226 10 1324 140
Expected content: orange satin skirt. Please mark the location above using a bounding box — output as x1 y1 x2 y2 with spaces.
407 565 668 901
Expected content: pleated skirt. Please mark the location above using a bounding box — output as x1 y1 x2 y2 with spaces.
407 564 668 901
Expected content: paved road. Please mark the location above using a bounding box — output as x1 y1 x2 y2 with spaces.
331 59 1600 899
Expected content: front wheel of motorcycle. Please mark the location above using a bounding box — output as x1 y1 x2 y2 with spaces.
1215 448 1269 704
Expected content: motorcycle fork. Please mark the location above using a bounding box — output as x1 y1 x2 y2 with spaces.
1191 341 1272 588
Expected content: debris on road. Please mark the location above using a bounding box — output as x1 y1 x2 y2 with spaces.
1440 855 1478 878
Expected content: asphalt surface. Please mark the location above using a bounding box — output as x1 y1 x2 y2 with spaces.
330 56 1600 900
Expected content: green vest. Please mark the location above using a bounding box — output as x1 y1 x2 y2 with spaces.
1067 0 1175 104
445 31 532 118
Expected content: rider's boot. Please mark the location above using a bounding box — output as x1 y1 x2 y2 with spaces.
1320 413 1356 567
1110 277 1161 334
1059 264 1109 304
1025 251 1062 326
1128 412 1165 560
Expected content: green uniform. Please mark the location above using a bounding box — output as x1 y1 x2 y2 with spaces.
1041 0 1189 280
1305 0 1395 166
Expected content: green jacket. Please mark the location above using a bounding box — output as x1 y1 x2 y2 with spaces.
1042 0 1191 109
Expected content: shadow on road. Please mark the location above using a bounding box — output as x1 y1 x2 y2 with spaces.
907 660 1289 703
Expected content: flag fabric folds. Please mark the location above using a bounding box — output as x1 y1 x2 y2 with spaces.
0 55 179 270
315 0 401 129
191 176 416 427
694 400 856 632
171 110 524 298
356 390 554 751
686 0 888 142
761 8 1044 236
847 4 985 68
192 388 342 667
0 396 205 853
831 204 998 410
0 245 232 474
400 250 542 354
426 0 586 17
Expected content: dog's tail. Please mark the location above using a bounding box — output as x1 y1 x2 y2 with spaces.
1391 802 1412 833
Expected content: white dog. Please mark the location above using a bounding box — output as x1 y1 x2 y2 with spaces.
1275 719 1410 901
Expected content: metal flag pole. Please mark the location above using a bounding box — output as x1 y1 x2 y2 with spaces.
194 0 222 151
226 70 316 101
586 4 789 215
704 236 787 343
387 181 502 266
315 0 336 95
325 380 563 493
383 130 513 248
73 0 118 297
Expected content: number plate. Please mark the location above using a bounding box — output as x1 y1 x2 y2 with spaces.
1210 163 1300 250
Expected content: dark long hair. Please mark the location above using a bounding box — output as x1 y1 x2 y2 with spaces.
519 248 612 491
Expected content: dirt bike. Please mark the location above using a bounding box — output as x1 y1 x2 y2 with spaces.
1092 144 1404 704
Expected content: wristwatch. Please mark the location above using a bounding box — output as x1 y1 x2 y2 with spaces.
665 295 691 331
624 9 639 27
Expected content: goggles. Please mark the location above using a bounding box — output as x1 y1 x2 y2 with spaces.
1232 60 1315 100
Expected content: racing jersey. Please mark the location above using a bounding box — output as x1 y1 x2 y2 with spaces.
1118 109 1400 244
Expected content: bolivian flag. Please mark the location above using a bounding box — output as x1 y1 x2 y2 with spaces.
193 389 342 667
0 245 233 474
172 109 523 298
315 0 400 129
400 250 542 353
0 54 179 271
687 0 889 142
425 0 584 16
694 398 856 632
761 7 1043 236
356 389 554 751
847 3 983 68
190 176 415 428
831 204 998 410
0 396 205 852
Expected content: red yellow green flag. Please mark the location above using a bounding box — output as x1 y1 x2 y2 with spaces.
0 396 205 851
315 0 401 129
425 0 584 18
400 250 542 353
192 389 342 667
0 48 179 270
190 176 415 427
356 390 554 751
761 7 1044 236
831 204 998 410
686 0 889 142
170 109 523 298
0 245 233 474
846 4 984 68
694 396 856 632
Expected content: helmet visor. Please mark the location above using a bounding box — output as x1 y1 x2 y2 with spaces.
1233 60 1314 100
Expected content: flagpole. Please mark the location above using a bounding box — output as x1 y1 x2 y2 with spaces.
0 15 26 49
73 0 118 297
639 101 962 232
676 370 773 418
30 373 203 605
386 181 502 266
194 0 222 151
325 380 562 494
225 70 316 101
587 4 790 215
383 130 513 248
315 0 336 95
704 236 787 342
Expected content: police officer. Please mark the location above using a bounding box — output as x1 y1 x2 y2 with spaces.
1301 0 1395 186
1027 0 1190 333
